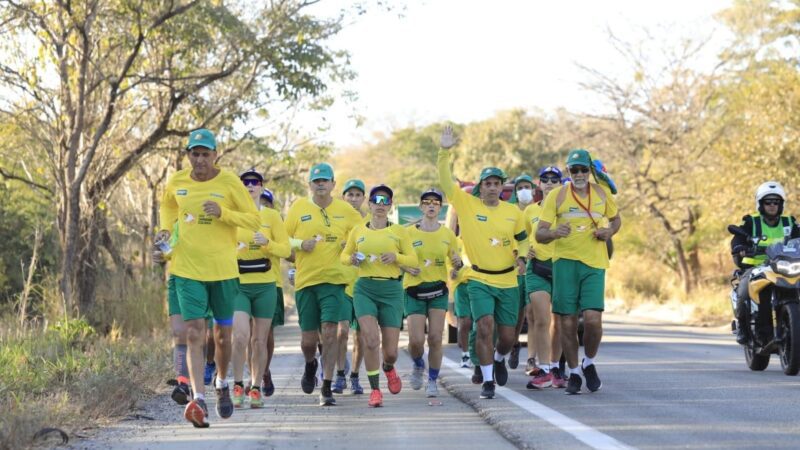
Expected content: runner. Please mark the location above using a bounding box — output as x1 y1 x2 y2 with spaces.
337 179 369 395
157 128 260 427
285 163 362 406
524 166 565 389
403 188 460 398
259 188 285 398
437 126 528 399
536 149 621 395
508 174 536 370
230 169 290 408
450 237 472 369
341 184 418 407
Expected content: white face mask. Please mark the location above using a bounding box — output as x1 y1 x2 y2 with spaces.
517 188 533 205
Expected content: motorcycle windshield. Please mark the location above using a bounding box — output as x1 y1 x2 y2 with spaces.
766 238 800 261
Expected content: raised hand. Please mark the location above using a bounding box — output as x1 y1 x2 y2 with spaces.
440 125 458 150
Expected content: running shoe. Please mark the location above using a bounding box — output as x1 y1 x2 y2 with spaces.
582 361 602 392
526 371 553 390
471 365 483 384
301 358 318 394
262 370 275 397
508 343 521 369
550 367 566 389
368 389 383 407
524 358 540 376
332 374 347 394
184 398 209 428
350 376 364 395
493 358 508 386
565 373 582 395
249 389 264 408
460 355 472 368
410 364 425 390
479 381 495 399
425 380 439 398
385 367 402 394
232 384 245 408
171 382 191 406
203 362 216 385
319 385 336 406
216 384 235 418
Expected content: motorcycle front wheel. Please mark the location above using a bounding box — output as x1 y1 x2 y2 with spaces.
744 338 770 371
778 302 800 375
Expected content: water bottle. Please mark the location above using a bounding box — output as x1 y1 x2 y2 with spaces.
355 252 366 262
288 268 296 284
155 239 172 256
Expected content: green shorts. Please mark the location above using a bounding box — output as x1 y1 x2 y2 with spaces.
404 282 449 316
346 295 360 331
339 292 353 323
353 278 404 328
173 275 238 324
454 283 471 318
525 259 553 296
517 275 529 309
295 283 347 332
273 287 285 326
466 280 519 327
234 282 277 319
167 275 180 316
552 258 605 315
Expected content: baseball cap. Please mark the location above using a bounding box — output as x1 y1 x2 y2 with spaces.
309 163 334 182
538 166 563 179
369 184 394 199
342 179 366 194
239 167 264 182
566 149 592 167
513 174 534 187
478 167 507 183
419 188 443 202
260 189 274 204
186 128 217 151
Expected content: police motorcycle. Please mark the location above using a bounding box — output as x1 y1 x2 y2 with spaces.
728 225 800 375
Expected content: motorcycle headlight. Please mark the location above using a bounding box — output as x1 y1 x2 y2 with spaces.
774 260 800 277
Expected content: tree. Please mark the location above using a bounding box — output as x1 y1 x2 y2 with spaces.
0 0 352 315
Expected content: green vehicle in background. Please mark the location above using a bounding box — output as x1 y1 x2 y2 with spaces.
389 203 449 225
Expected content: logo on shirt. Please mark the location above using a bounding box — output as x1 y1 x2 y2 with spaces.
177 189 188 196
476 215 488 222
357 236 365 243
489 237 500 246
531 217 539 224
210 193 224 199
569 207 579 213
333 215 344 219
413 240 423 247
301 215 312 222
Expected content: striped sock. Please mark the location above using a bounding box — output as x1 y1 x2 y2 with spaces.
367 370 380 390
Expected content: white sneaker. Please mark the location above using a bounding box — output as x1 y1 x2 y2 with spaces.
426 380 439 398
460 355 472 368
411 365 425 390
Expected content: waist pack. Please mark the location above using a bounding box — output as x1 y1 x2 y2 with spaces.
406 281 448 301
237 257 271 274
529 258 552 280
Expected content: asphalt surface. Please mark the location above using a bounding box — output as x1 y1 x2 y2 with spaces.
69 312 800 450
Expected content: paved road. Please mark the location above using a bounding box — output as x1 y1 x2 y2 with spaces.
70 312 800 449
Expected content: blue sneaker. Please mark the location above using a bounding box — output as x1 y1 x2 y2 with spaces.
203 362 216 385
350 376 364 395
332 374 347 394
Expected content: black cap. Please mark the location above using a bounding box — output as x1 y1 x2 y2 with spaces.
369 184 394 199
419 188 443 202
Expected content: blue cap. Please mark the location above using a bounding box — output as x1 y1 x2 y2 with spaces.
260 189 274 204
239 167 264 182
186 128 217 151
538 166 563 179
309 163 334 182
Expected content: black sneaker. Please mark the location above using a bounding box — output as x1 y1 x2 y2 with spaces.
582 361 602 392
471 365 483 384
319 385 336 406
479 381 496 399
301 359 319 394
493 359 508 386
508 343 521 369
565 373 582 395
262 370 275 397
171 382 191 405
215 384 234 418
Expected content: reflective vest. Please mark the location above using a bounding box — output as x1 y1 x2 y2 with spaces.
742 214 795 266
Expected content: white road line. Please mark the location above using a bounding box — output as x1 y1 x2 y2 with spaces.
442 357 637 450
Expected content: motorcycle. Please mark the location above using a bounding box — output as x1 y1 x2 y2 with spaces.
728 225 800 375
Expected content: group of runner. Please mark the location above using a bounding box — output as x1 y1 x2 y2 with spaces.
155 126 621 428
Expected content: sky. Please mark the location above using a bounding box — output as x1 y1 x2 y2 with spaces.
301 0 733 150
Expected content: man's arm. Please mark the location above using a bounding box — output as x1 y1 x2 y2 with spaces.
218 182 260 231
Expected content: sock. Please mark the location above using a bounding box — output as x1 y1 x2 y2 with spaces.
174 344 189 379
337 370 345 377
350 372 359 379
539 365 550 374
493 350 507 362
428 368 440 381
550 361 559 370
206 361 215 368
367 370 380 390
215 377 227 389
193 392 205 401
234 381 244 388
382 362 394 373
582 357 594 368
481 364 493 382
461 351 469 359
412 356 425 368
322 379 332 394
568 366 579 377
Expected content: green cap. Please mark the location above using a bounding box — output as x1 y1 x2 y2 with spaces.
309 163 334 182
513 174 534 187
566 149 592 167
342 179 365 194
478 167 507 183
186 128 217 151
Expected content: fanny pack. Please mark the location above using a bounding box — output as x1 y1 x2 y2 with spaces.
471 264 515 275
529 258 552 280
237 257 272 274
406 281 448 301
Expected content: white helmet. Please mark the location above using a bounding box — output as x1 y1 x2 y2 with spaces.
755 181 786 209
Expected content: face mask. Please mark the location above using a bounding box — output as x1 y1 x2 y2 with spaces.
517 188 533 205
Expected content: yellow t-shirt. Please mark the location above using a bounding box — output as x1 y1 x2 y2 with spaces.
403 225 459 288
345 212 370 298
539 183 618 269
524 202 554 261
159 168 260 281
285 197 362 290
341 223 418 279
237 208 291 284
438 150 527 288
448 237 473 289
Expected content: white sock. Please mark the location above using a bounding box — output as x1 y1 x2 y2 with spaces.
215 377 228 389
493 350 507 362
539 365 550 374
550 361 559 370
568 366 579 376
481 364 494 382
462 351 470 358
193 392 205 401
582 357 594 369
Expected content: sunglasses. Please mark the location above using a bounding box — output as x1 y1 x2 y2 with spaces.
242 179 262 186
540 176 561 184
370 194 392 206
568 166 590 174
763 199 783 206
421 199 441 206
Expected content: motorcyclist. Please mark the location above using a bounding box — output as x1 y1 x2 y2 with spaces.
731 181 800 344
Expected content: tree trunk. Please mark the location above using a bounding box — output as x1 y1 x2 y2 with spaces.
59 185 82 315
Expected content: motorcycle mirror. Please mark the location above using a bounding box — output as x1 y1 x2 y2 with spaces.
728 225 749 237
